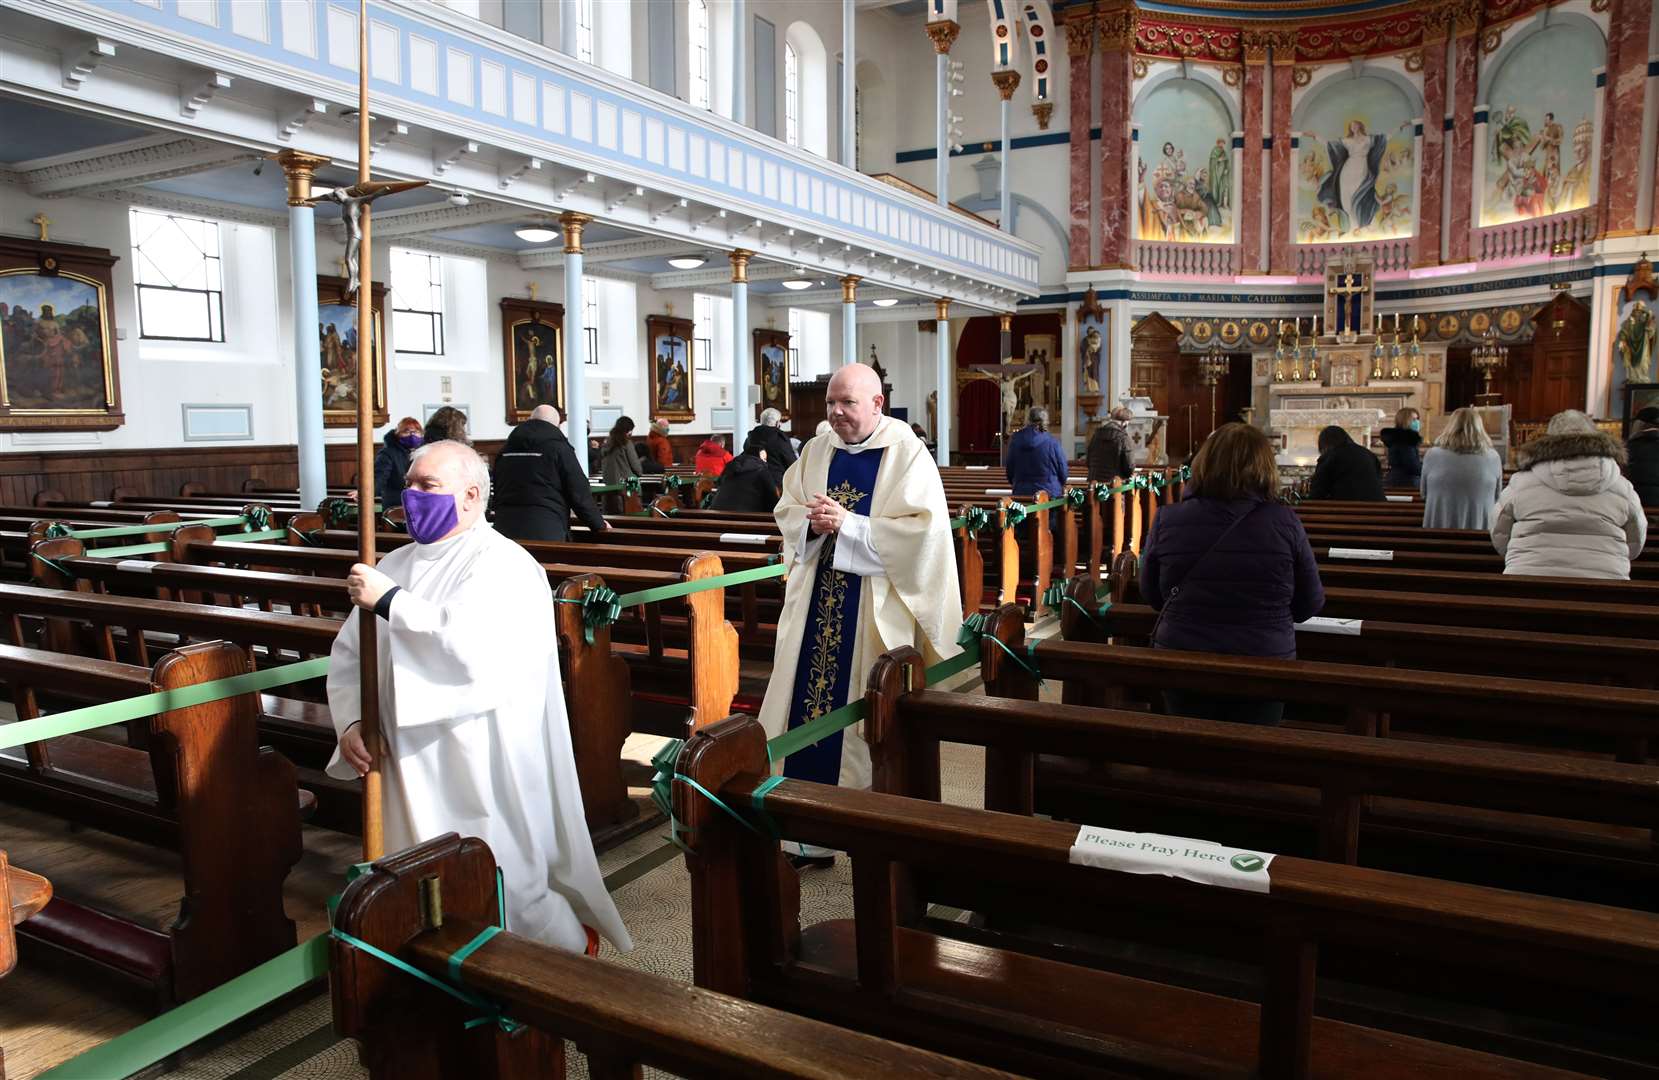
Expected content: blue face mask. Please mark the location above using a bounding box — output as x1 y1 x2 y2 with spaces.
1408 419 1421 432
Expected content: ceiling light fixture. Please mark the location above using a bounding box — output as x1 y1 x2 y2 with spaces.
872 298 899 308
515 224 559 244
667 255 707 270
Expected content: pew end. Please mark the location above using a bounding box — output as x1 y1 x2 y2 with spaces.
954 502 986 614
865 647 936 801
551 573 637 833
681 553 739 733
1108 551 1139 606
331 834 560 1079
676 716 799 996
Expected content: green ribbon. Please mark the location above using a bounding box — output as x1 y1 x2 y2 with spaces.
0 655 329 751
1001 502 1028 529
43 521 73 540
578 586 622 645
332 925 520 1034
1026 496 1069 513
1041 577 1070 615
287 523 322 546
949 505 990 537
56 515 249 540
81 540 171 559
651 504 675 519
1064 487 1088 509
700 490 716 509
957 611 990 647
613 562 786 608
983 634 1044 687
589 483 624 493
624 476 641 495
665 475 685 490
30 550 75 582
242 505 272 532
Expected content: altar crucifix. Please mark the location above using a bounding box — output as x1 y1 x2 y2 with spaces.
1325 257 1375 341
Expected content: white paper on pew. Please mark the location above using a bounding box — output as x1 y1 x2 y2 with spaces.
116 560 157 574
1328 548 1393 561
1385 494 1413 502
965 465 990 470
1070 825 1274 894
1297 616 1363 635
91 501 112 508
719 533 771 545
984 488 1013 495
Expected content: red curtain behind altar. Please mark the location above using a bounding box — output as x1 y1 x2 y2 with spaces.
960 379 1001 454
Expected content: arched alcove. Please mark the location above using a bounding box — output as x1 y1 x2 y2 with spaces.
784 21 829 157
1292 74 1417 243
1479 17 1603 225
1133 78 1236 243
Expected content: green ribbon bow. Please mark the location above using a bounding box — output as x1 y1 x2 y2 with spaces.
43 521 72 540
623 475 641 495
1041 577 1069 616
1064 487 1088 509
243 505 272 532
665 475 685 490
957 611 991 648
952 505 990 537
700 490 716 509
578 585 622 645
1001 502 1028 530
1092 482 1114 503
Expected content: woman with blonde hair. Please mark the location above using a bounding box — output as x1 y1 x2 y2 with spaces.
1419 407 1503 529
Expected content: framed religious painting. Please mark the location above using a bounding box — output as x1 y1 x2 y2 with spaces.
500 296 566 424
754 327 791 422
0 234 124 432
646 313 695 422
317 275 388 428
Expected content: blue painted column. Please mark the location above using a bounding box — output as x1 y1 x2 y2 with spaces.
935 298 951 466
560 212 590 457
840 275 859 367
731 250 751 439
278 150 329 509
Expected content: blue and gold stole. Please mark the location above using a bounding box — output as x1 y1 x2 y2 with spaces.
781 446 885 785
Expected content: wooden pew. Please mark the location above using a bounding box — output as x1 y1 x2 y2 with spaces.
864 641 1659 911
0 641 303 1005
677 716 1656 1079
1061 580 1659 691
1 852 51 1079
332 834 1016 1080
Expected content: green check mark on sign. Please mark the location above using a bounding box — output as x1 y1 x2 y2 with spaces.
1230 853 1266 873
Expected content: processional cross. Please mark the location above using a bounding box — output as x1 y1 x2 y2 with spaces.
1330 270 1367 338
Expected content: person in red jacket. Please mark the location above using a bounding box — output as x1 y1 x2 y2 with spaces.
694 433 734 476
645 419 675 470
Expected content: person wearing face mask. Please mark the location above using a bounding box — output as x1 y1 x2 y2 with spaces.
324 440 630 957
756 364 963 870
1378 407 1424 486
373 417 423 505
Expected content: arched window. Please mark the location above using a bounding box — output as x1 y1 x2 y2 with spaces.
783 22 827 156
784 43 800 146
689 0 711 110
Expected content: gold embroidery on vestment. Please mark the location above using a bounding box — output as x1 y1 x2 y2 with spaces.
799 480 869 722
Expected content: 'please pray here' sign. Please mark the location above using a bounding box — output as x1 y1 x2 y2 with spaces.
1070 825 1275 894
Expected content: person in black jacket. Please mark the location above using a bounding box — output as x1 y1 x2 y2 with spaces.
1377 407 1424 485
745 407 797 487
374 416 423 506
710 436 781 512
1629 407 1659 508
1308 425 1386 501
492 405 609 541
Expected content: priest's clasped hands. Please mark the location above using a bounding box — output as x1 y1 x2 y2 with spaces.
806 493 849 535
346 563 396 610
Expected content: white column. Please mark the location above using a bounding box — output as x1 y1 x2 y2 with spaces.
936 52 950 206
935 299 952 466
1061 300 1079 454
560 213 590 454
999 96 1012 227
841 276 860 366
559 0 578 55
278 150 328 509
732 0 748 125
1109 298 1133 405
841 0 855 166
731 250 751 437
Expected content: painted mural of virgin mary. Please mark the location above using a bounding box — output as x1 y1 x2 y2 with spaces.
1317 119 1389 233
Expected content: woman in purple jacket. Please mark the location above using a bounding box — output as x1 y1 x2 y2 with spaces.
1140 423 1325 725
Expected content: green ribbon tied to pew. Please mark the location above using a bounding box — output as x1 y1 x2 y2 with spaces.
1064 487 1089 510
1000 502 1028 530
700 490 717 509
575 585 623 645
40 512 267 543
949 505 991 538
664 475 686 491
242 505 272 533
558 563 791 644
1042 578 1113 628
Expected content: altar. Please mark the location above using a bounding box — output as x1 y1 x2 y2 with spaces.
1270 406 1385 466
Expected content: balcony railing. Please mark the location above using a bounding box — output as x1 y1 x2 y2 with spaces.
1135 241 1236 278
1295 238 1414 278
1475 210 1595 264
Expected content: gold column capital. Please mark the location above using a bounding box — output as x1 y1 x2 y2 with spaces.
729 249 752 283
935 298 951 322
990 69 1022 101
274 149 331 207
998 313 1013 332
925 19 960 54
840 275 861 303
558 211 592 254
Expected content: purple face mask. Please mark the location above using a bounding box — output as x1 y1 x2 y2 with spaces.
402 487 459 544
398 432 424 450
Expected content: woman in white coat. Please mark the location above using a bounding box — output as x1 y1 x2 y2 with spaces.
1491 411 1647 579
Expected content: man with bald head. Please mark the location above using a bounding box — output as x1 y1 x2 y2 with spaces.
493 402 608 542
759 363 964 868
327 440 630 955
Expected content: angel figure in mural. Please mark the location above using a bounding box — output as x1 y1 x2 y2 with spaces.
1618 302 1656 384
1207 138 1230 210
1317 118 1412 234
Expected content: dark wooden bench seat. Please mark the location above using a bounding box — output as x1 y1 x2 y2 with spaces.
677 716 1656 1079
0 641 303 1006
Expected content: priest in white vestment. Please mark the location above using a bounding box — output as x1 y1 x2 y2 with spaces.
326 440 630 955
757 364 964 867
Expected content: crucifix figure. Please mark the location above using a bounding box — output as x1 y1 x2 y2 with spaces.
30 214 50 243
1330 270 1367 337
313 180 427 300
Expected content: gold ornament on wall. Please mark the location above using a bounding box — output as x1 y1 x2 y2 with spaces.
1403 49 1424 73
1480 27 1503 54
1292 66 1312 88
1132 57 1149 79
1032 101 1054 130
1222 65 1244 87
